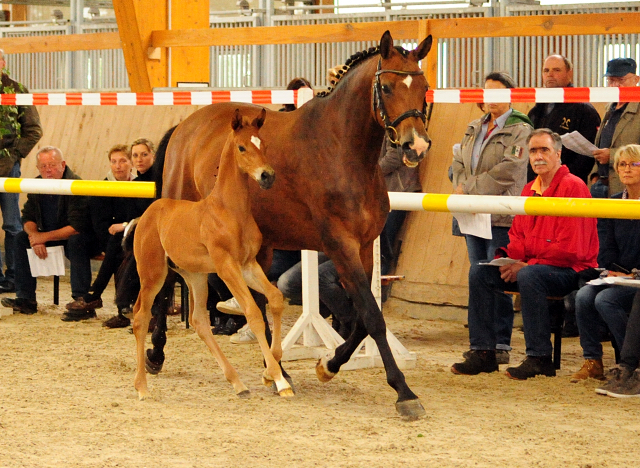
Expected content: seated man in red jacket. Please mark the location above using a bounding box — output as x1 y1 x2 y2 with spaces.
452 128 599 380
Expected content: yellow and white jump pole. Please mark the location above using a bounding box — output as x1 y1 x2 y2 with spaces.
0 178 155 198
389 192 640 219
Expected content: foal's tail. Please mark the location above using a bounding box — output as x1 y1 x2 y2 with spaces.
115 218 141 309
152 125 178 199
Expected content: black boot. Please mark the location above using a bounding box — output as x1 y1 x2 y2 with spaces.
451 350 498 375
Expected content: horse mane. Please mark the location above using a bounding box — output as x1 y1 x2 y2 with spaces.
316 45 410 98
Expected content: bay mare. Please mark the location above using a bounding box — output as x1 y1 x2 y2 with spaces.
149 31 433 420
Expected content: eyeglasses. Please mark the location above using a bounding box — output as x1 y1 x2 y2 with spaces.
36 163 62 170
617 161 640 169
607 75 636 86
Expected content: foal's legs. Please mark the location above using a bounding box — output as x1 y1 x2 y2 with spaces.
133 256 167 400
180 271 249 397
217 259 292 397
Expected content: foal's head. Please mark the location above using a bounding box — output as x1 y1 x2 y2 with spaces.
230 108 275 190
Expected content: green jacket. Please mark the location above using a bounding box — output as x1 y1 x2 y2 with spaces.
21 167 92 234
0 73 43 174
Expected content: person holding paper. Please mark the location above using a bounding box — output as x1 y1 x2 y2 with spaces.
527 54 601 184
593 58 640 199
572 144 640 382
452 71 532 364
1 146 99 317
451 129 598 379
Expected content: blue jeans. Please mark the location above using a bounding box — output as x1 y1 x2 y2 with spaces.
575 284 636 359
14 230 96 301
465 227 513 350
0 162 23 283
468 263 578 356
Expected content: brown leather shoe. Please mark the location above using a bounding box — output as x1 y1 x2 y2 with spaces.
66 296 103 311
571 359 606 382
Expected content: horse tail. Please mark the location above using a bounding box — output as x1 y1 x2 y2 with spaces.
153 125 178 199
115 218 141 310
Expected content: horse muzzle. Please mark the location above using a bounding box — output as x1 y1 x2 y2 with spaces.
401 135 431 167
256 167 276 190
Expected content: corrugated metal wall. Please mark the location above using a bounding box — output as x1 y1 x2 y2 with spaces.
4 3 640 91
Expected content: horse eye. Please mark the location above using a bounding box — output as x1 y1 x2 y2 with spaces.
381 84 391 94
238 145 246 152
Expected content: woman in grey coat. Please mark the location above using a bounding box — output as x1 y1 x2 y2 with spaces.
452 71 533 364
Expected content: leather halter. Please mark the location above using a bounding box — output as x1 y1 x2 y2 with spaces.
372 57 427 146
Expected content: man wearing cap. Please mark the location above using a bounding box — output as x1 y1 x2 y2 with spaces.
593 57 640 198
527 54 601 184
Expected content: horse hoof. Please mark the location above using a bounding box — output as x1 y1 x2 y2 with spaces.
395 399 427 421
271 381 296 395
278 387 295 398
145 349 163 375
262 374 274 387
138 392 151 401
315 357 336 383
237 390 251 399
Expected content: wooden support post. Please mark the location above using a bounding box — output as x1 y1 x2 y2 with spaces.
170 0 210 87
113 0 168 92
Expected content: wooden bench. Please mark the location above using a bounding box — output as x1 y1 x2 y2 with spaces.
507 291 565 370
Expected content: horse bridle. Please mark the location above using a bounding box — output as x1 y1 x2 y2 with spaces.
372 57 427 146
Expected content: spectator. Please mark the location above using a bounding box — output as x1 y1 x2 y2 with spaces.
592 58 640 199
527 54 601 184
451 129 599 379
65 144 136 328
571 143 640 382
1 147 100 319
0 49 43 293
452 71 532 365
596 289 640 397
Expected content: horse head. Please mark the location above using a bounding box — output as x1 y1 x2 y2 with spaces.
230 108 276 190
374 30 433 168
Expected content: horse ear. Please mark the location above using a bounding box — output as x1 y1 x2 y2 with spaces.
253 108 266 129
379 30 393 59
412 35 433 61
232 109 242 131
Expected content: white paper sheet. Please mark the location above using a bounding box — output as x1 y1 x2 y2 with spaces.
560 131 598 157
453 212 492 239
587 276 640 288
478 257 520 267
27 245 65 277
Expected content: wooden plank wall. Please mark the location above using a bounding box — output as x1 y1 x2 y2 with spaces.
393 102 606 307
10 102 606 310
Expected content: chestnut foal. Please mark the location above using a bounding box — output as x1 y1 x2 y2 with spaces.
132 109 292 400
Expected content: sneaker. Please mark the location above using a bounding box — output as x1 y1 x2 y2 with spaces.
216 297 243 316
66 296 103 311
1 297 37 315
230 324 258 344
451 350 498 375
596 367 634 395
103 314 131 328
61 309 97 322
570 359 605 382
505 356 556 380
606 369 640 398
463 349 510 365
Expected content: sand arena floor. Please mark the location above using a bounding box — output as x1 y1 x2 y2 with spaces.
0 277 638 468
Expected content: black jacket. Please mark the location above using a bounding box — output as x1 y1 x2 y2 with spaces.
527 100 601 183
91 176 132 251
21 166 92 234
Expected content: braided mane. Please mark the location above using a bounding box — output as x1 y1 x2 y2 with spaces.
316 45 410 98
